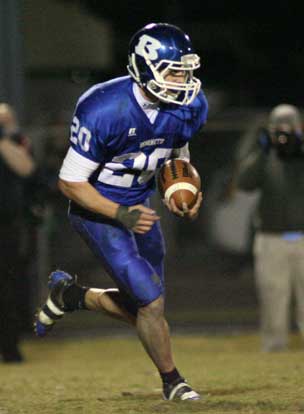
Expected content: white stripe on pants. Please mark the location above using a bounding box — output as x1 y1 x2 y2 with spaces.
254 232 304 351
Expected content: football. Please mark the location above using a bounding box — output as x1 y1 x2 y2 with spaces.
158 159 201 209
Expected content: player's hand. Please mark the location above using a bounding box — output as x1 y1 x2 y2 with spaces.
116 204 160 234
163 191 203 220
182 191 203 220
129 204 160 234
163 197 185 217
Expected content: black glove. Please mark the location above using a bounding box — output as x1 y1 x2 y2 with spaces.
116 205 141 229
257 128 272 154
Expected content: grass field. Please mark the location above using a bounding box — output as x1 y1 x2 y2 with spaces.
0 333 303 414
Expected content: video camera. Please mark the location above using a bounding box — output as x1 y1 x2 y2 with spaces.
273 129 304 159
258 127 304 159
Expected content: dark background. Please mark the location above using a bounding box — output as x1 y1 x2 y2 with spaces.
31 1 304 106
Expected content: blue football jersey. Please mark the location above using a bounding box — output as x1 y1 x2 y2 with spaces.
69 76 208 206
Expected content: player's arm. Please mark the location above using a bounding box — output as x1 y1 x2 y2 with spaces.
165 143 203 219
58 148 159 234
58 178 117 218
167 88 207 219
174 90 206 218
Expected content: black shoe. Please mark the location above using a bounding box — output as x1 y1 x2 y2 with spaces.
34 270 76 337
163 379 200 401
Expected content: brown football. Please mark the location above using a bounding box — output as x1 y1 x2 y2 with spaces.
158 159 201 209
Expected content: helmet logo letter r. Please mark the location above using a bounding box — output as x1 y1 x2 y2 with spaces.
135 35 162 60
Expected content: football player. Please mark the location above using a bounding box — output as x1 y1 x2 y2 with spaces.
35 23 208 401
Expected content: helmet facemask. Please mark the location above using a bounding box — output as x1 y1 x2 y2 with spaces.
128 52 201 105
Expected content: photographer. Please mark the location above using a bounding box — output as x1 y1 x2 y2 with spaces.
0 103 36 362
236 104 304 352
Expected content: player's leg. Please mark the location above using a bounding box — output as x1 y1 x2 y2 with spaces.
34 272 136 336
36 213 199 399
68 213 156 322
135 218 166 284
85 288 136 325
67 214 180 376
134 222 200 400
73 215 199 400
35 216 139 336
134 222 172 370
254 233 291 351
137 305 199 402
136 296 174 369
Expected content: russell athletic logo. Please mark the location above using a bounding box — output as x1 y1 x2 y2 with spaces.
128 128 137 137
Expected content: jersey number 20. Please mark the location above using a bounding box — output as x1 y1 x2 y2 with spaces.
70 116 92 152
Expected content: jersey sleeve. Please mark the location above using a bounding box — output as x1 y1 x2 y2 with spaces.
69 96 109 164
59 92 111 182
193 89 208 133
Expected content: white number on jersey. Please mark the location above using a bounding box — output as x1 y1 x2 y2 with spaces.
98 148 172 188
70 116 92 152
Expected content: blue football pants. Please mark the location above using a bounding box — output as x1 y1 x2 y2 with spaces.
69 212 166 314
